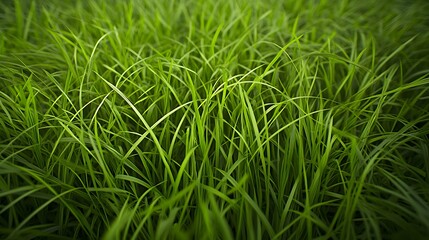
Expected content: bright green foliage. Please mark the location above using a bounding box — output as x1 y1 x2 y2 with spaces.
1 0 429 239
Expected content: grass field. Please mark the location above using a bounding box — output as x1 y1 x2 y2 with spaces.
1 0 429 239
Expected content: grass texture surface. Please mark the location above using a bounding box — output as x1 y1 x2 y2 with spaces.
1 0 429 239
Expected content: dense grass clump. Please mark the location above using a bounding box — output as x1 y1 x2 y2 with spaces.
1 0 429 239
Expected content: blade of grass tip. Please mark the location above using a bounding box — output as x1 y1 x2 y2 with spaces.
166 106 191 161
79 31 112 120
102 198 131 240
102 80 192 169
309 116 334 204
238 86 272 214
23 74 43 167
173 146 198 194
210 22 224 58
273 215 306 240
183 69 208 155
115 174 153 190
22 0 36 41
123 183 163 239
57 119 102 193
130 189 166 240
279 179 300 228
154 208 179 240
176 181 198 228
220 169 275 238
197 200 214 239
13 0 23 39
89 119 115 189
207 192 234 240
247 37 302 94
99 74 175 185
359 96 386 147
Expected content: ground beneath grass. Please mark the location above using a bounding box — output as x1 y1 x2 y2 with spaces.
1 0 429 239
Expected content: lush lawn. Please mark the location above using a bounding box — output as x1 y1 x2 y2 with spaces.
1 0 429 239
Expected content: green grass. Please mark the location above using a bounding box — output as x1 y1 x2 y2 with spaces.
1 0 429 239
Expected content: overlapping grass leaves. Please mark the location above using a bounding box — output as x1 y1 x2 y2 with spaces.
1 0 429 239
